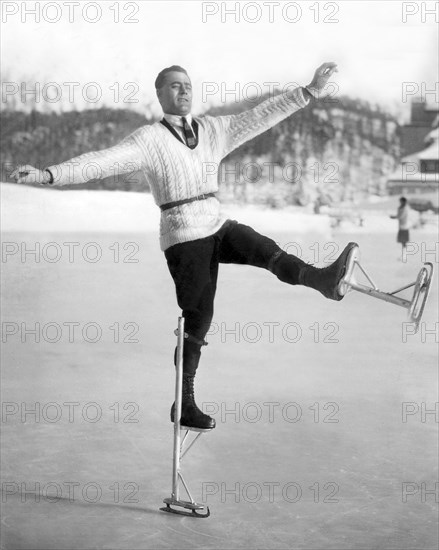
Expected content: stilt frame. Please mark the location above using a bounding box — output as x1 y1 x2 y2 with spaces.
160 317 211 518
338 245 434 333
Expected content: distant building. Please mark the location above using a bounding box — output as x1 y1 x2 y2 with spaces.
400 99 438 156
387 101 438 196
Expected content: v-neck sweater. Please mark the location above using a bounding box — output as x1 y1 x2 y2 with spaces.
48 87 308 250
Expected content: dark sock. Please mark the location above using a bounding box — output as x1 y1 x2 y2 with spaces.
272 252 308 285
174 340 202 376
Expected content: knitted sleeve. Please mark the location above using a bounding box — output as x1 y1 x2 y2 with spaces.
46 133 144 187
212 86 309 158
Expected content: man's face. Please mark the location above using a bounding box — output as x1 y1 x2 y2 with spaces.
157 71 192 116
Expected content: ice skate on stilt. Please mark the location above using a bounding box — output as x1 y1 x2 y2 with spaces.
337 244 434 333
160 317 212 518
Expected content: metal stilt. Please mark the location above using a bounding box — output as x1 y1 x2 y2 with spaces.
160 317 211 518
338 245 434 333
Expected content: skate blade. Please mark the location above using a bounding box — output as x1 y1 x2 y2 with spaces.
408 263 434 329
160 499 210 518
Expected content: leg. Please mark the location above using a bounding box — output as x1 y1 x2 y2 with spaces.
165 237 220 341
397 229 409 261
165 236 219 429
217 220 306 280
218 220 357 301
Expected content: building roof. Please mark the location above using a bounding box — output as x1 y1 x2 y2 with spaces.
401 141 439 162
424 127 438 143
387 177 438 185
425 102 439 112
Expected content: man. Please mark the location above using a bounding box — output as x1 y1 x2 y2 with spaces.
390 196 411 257
12 62 357 430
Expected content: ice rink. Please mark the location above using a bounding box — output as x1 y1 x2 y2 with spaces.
1 185 438 549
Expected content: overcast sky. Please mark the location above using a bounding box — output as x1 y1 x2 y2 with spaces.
2 0 438 117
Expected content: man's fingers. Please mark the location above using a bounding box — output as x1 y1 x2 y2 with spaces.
10 165 36 182
10 165 26 178
318 62 338 75
14 172 29 183
11 165 28 180
10 169 24 182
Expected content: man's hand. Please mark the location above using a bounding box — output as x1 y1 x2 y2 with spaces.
10 165 51 185
306 62 338 99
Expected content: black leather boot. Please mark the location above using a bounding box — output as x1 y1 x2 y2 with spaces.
170 373 216 430
298 242 358 301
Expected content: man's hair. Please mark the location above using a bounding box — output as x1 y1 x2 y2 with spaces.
400 196 407 205
155 65 189 90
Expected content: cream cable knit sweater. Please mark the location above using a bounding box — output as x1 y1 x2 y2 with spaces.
48 87 309 250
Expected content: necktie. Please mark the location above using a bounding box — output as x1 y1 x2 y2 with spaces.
182 117 197 149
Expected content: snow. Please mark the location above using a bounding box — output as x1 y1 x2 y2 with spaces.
2 183 437 238
1 183 161 233
1 183 331 236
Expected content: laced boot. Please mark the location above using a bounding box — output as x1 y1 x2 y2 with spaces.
298 242 358 301
170 373 216 429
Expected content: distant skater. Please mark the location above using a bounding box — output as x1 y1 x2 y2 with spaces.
11 61 357 430
390 197 411 258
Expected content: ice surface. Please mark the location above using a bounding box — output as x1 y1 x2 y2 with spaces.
1 183 438 550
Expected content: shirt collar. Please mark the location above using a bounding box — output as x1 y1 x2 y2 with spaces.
163 113 192 128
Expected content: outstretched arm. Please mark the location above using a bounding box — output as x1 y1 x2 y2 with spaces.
11 133 143 187
215 62 338 156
